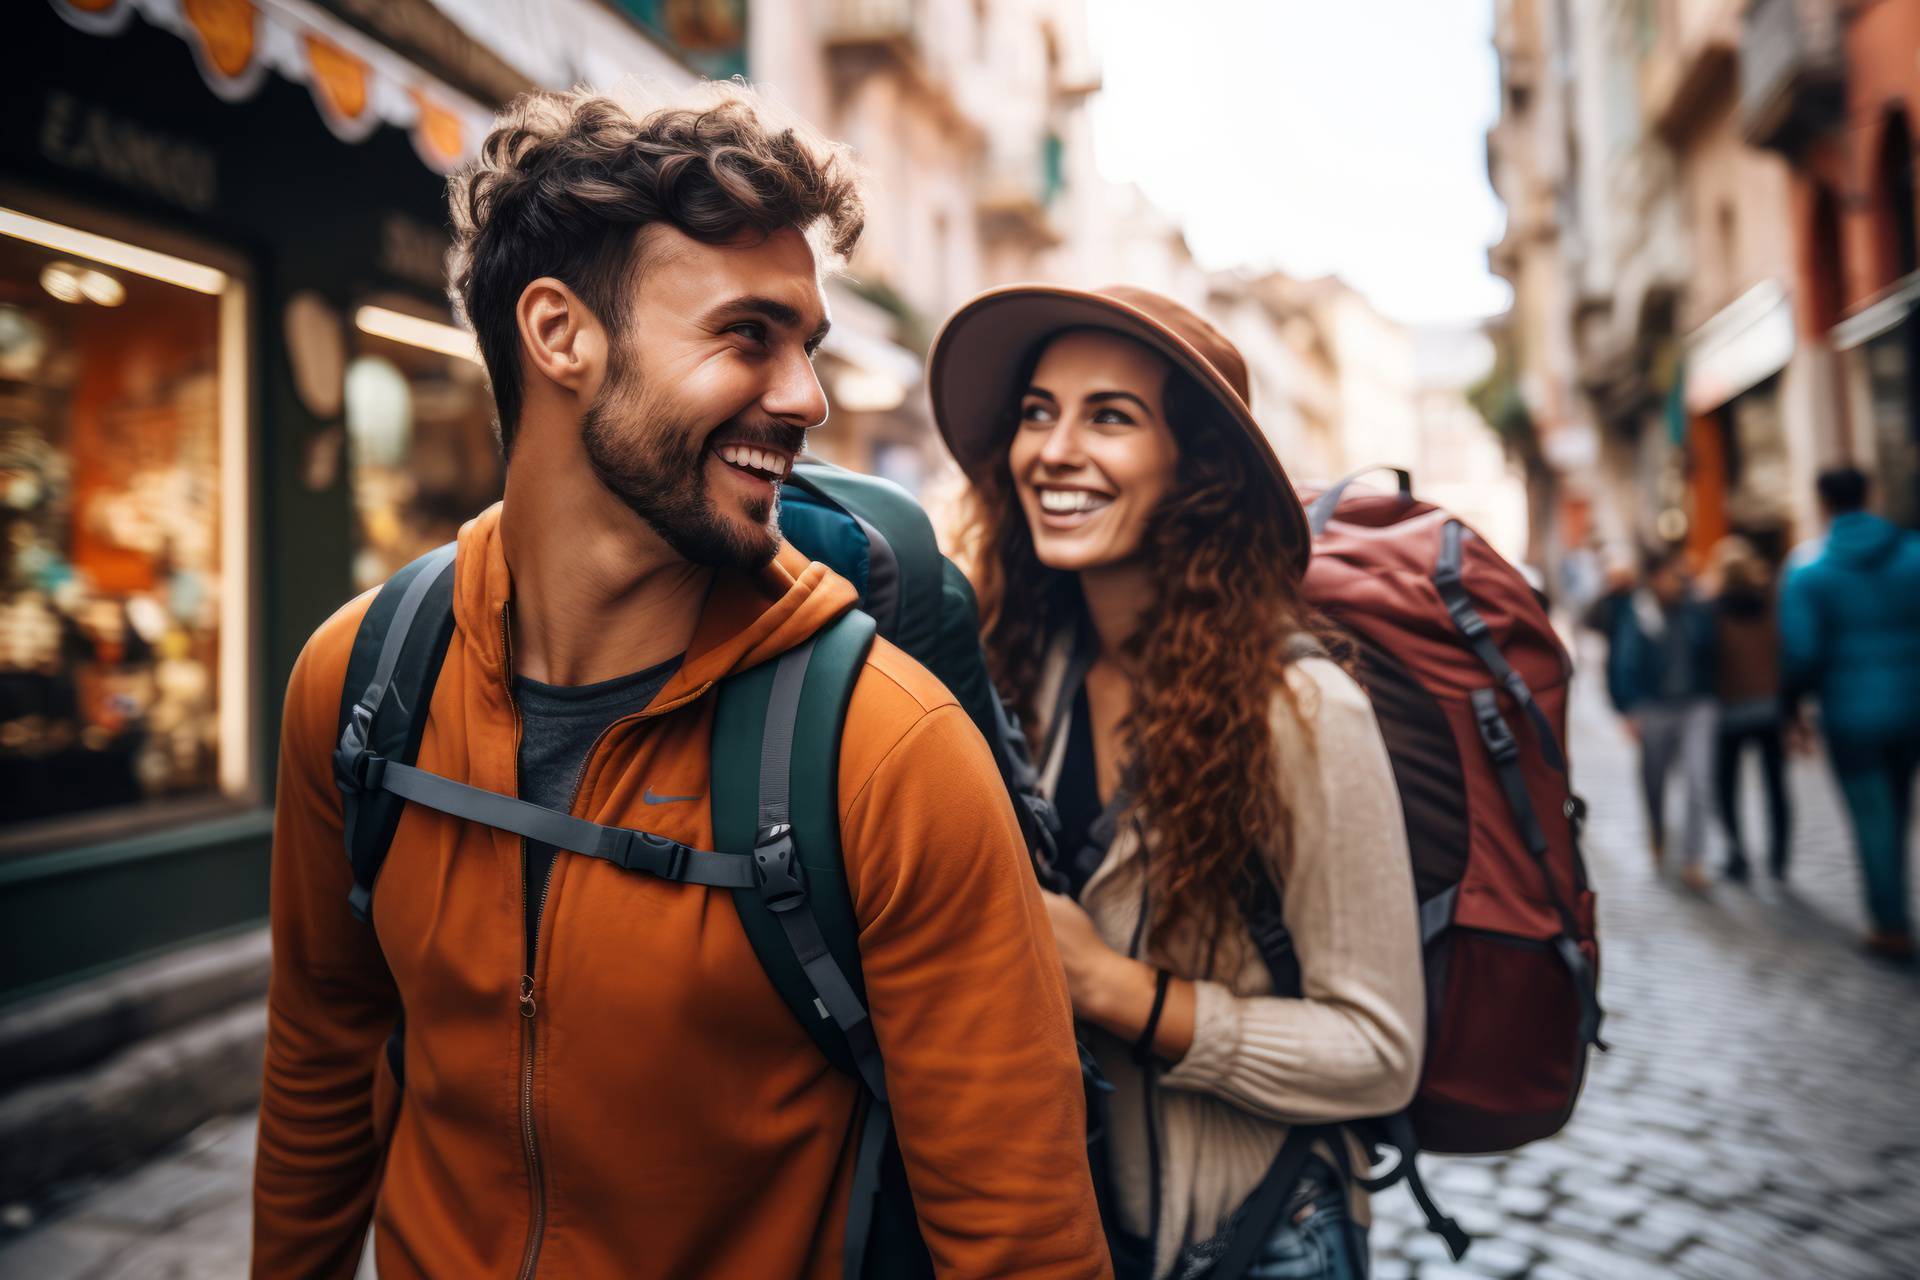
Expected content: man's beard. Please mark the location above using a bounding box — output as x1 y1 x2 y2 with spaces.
579 359 800 571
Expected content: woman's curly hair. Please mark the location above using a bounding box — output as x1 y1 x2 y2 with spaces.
968 358 1334 963
447 83 864 452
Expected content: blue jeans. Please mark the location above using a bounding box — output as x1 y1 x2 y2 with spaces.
1828 736 1920 935
1170 1157 1371 1280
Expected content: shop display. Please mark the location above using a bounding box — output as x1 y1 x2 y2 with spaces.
348 320 502 591
0 227 231 835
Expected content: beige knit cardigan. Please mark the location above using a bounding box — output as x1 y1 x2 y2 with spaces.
1034 642 1426 1280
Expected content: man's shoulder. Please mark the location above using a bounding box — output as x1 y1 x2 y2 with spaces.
282 588 380 743
834 634 992 807
851 633 962 720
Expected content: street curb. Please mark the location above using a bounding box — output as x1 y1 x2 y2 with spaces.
0 1001 266 1205
0 929 271 1090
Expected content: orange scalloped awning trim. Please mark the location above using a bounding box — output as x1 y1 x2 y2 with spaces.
306 33 371 124
182 0 256 81
412 90 467 173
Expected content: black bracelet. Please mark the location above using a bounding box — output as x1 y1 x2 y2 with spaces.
1132 968 1174 1065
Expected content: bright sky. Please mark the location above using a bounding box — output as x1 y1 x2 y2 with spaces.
1088 0 1513 327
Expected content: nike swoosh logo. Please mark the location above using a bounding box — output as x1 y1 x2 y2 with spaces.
643 787 700 805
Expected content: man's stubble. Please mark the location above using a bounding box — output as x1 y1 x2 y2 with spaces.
579 349 788 572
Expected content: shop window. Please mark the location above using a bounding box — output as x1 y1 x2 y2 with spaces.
346 301 502 592
0 204 251 843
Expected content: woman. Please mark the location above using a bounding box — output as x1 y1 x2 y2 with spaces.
929 284 1424 1280
1706 536 1790 881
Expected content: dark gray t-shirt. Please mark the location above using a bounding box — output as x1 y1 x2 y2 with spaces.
515 655 682 968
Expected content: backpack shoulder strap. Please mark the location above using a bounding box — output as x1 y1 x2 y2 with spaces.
714 608 934 1280
1237 867 1302 998
1432 520 1567 773
334 543 458 923
713 607 882 1094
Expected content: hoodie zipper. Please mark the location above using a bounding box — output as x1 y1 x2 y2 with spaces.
502 605 547 1280
508 608 665 1280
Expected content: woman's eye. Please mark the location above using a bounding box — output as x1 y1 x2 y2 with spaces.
1019 402 1055 425
1092 409 1135 426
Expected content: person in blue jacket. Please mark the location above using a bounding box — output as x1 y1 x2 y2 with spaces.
1780 467 1920 961
1607 545 1719 891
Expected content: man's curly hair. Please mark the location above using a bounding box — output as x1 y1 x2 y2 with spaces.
447 83 864 452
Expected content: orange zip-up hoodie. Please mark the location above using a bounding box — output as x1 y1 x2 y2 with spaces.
253 505 1107 1279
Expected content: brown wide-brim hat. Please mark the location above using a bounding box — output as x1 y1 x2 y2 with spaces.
927 282 1311 573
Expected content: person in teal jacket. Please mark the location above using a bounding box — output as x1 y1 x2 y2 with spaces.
1779 467 1920 961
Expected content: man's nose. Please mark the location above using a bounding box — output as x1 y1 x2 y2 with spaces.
763 348 829 431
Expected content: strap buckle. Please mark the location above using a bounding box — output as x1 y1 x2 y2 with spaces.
1443 591 1490 640
752 824 807 913
1552 934 1608 1050
1471 691 1519 765
607 829 690 881
332 703 381 793
331 746 386 794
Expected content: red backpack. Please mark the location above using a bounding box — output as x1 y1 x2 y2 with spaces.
1293 468 1604 1183
1180 470 1603 1272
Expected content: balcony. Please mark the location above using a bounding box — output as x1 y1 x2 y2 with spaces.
1493 0 1543 88
1739 0 1846 154
820 0 918 49
1640 0 1741 141
977 133 1064 249
1500 47 1540 98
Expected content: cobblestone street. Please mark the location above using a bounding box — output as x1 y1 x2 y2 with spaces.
1370 651 1920 1280
2 656 1916 1279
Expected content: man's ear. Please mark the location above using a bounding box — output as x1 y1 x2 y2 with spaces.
516 277 607 399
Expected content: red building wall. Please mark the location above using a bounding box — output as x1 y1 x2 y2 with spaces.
1838 0 1920 304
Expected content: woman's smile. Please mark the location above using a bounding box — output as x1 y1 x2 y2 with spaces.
1033 484 1117 527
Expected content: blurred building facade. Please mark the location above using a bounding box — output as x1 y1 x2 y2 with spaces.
745 0 1110 497
1752 0 1920 528
1487 0 1920 595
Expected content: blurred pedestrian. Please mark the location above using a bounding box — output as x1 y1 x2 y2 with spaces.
934 284 1422 1279
1780 467 1920 961
1707 536 1790 882
1605 545 1717 891
1579 544 1636 636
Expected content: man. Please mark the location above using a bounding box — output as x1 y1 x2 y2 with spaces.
1780 467 1920 961
253 86 1106 1277
1606 546 1718 892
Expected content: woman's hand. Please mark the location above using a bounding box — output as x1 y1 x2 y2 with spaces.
1039 891 1196 1060
1039 891 1125 1017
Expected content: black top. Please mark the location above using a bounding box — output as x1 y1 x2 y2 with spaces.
1052 685 1110 900
515 654 682 970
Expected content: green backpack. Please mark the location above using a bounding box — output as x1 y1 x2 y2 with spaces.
331 462 1053 1279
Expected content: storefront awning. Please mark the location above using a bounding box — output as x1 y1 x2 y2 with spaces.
1831 269 1920 351
50 0 495 174
1683 279 1795 414
817 282 925 416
